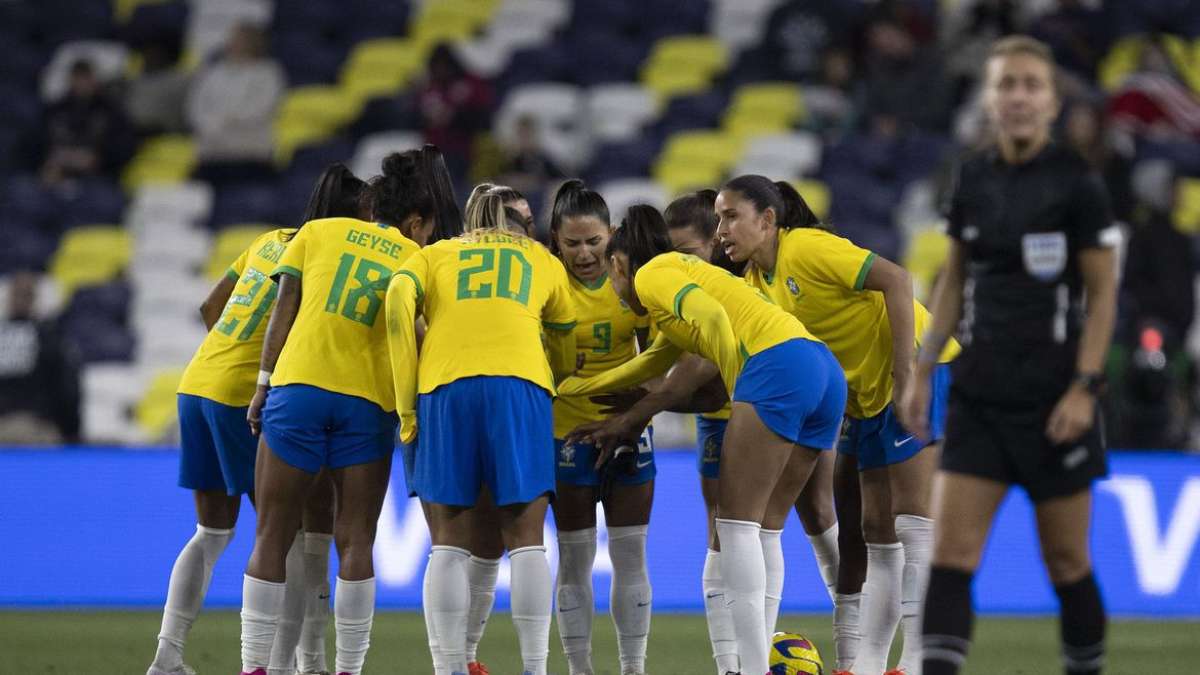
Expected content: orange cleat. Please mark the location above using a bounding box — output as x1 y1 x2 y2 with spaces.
884 670 907 675
467 661 490 675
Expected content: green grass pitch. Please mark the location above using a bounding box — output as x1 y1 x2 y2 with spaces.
4 610 1195 674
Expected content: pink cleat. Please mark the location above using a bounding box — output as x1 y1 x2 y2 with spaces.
240 670 267 675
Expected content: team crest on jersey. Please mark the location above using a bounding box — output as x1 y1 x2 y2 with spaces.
559 443 576 466
786 276 800 296
1021 231 1067 281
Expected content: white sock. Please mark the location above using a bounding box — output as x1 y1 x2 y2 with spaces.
896 515 934 675
760 528 784 639
833 592 862 672
466 556 501 664
555 528 596 674
268 533 305 675
702 549 740 675
241 575 286 672
333 577 376 675
428 546 471 675
853 542 904 675
806 523 840 602
297 532 332 674
715 518 768 675
510 545 552 675
609 525 651 674
151 525 233 671
424 553 450 675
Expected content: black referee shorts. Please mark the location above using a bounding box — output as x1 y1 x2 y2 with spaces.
941 390 1107 503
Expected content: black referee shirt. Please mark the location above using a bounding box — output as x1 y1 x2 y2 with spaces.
943 141 1113 405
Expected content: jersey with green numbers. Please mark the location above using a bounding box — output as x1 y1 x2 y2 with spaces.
178 228 291 406
270 217 419 412
552 273 648 438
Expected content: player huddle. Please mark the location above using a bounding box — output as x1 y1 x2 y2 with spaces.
148 36 1115 675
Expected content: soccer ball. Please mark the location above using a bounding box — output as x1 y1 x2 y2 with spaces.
769 631 824 674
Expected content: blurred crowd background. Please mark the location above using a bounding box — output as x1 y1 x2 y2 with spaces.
1 0 1199 451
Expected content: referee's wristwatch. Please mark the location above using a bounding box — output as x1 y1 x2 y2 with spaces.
1073 372 1106 397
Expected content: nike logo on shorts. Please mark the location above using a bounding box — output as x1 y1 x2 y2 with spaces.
636 601 650 607
894 435 916 448
636 459 652 469
1063 446 1088 469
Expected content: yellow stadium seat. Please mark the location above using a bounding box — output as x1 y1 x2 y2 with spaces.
904 227 951 301
723 110 793 140
654 162 725 196
274 118 336 166
1173 178 1200 235
1162 35 1200 94
659 130 745 169
729 82 804 123
206 224 274 280
341 69 409 101
277 86 364 131
135 368 185 439
647 36 728 74
417 0 499 24
1099 36 1145 91
790 179 831 221
641 67 714 100
50 225 132 296
121 135 197 191
343 38 423 85
412 5 486 50
113 0 170 22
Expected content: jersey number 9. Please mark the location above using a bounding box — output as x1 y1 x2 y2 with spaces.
456 248 533 305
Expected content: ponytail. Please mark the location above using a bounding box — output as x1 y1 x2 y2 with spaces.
773 181 826 230
419 144 463 243
606 203 671 273
285 163 365 241
722 174 832 232
464 190 507 233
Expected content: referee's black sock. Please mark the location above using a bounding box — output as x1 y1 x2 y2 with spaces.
922 566 974 675
1055 572 1106 675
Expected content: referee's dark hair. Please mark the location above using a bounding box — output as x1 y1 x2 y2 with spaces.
549 179 610 254
607 203 672 273
284 163 365 242
723 174 830 232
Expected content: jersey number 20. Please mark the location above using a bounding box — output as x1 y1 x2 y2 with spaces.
456 248 532 305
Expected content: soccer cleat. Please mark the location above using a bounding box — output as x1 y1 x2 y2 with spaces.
147 666 196 675
832 671 855 675
468 662 490 675
239 670 267 675
884 670 907 675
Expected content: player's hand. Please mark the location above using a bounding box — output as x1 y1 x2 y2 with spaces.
1046 386 1095 445
247 386 267 436
590 387 650 414
897 376 931 441
564 420 606 446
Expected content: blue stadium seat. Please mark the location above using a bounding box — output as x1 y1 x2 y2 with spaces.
586 138 660 184
349 95 421 138
63 315 136 363
273 31 346 87
0 219 57 274
64 279 132 325
59 180 127 231
566 30 645 86
498 44 574 95
208 183 282 230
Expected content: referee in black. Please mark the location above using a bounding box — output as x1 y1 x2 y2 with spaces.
899 36 1117 675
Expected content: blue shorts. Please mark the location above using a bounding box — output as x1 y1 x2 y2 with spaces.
177 394 256 495
415 376 554 507
839 364 952 470
556 426 655 487
261 384 398 474
695 415 727 479
399 440 417 498
732 338 847 449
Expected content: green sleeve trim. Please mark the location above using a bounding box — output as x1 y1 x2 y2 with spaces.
853 252 877 291
543 320 577 331
739 342 751 361
224 268 240 282
673 283 701 318
273 265 302 279
394 270 424 300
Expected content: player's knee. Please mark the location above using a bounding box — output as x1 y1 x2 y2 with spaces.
932 531 984 572
795 497 836 534
860 511 896 543
1042 546 1091 585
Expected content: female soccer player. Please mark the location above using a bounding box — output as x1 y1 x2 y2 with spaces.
148 164 363 675
900 36 1116 675
237 146 460 675
715 175 958 675
386 190 577 675
542 180 654 675
561 205 846 675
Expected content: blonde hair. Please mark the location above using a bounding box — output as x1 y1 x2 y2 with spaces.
986 35 1059 93
465 183 530 235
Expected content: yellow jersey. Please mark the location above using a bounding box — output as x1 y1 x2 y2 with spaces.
386 230 577 442
553 273 649 438
270 217 419 412
746 227 958 419
634 252 818 396
178 229 290 406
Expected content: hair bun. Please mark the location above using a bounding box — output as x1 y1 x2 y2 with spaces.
381 152 420 179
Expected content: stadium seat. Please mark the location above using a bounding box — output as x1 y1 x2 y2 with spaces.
658 130 744 170
115 0 176 24
411 0 498 52
736 132 822 179
587 84 660 143
456 36 516 79
710 0 783 53
134 226 211 272
127 183 215 231
643 35 728 78
350 130 424 181
205 224 272 280
494 0 570 32
1173 177 1200 234
121 135 198 192
82 363 148 444
134 367 186 439
598 178 670 221
495 83 589 171
903 227 950 300
58 179 128 231
40 40 130 102
653 163 725 196
49 226 132 297
208 183 280 229
341 38 423 96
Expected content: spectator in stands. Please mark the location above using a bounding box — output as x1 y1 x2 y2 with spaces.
802 45 861 139
1029 0 1110 80
186 22 284 185
38 59 134 186
417 44 494 187
862 17 952 132
1064 100 1133 223
499 115 563 197
756 0 867 83
1107 38 1200 144
125 40 189 135
0 272 81 444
